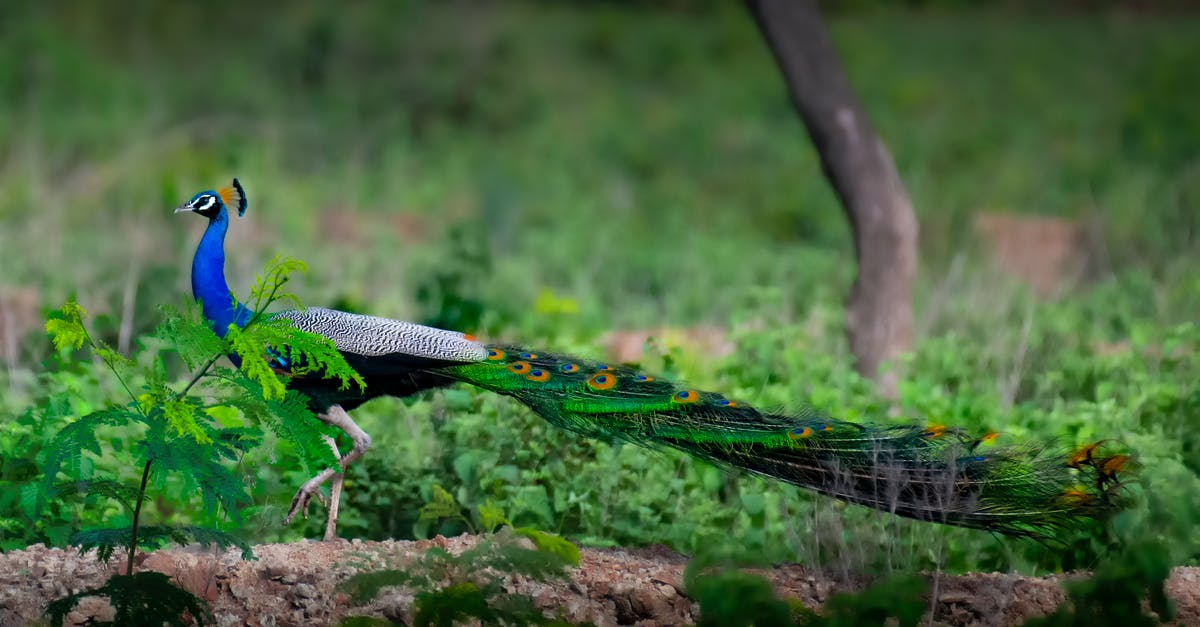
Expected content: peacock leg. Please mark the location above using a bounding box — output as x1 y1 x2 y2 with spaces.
282 405 372 541
325 472 345 542
320 433 346 542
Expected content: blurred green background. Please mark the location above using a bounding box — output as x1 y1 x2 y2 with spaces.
1 0 1198 575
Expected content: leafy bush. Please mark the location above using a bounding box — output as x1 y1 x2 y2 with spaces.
32 258 361 624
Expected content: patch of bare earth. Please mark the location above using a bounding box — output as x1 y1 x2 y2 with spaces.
2 537 1198 626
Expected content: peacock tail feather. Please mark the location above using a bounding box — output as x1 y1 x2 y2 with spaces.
178 179 1134 542
440 345 1132 538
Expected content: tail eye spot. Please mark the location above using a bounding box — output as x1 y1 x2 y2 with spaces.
673 390 699 403
789 427 814 439
588 373 617 390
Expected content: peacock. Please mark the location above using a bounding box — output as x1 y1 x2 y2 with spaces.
176 180 1132 542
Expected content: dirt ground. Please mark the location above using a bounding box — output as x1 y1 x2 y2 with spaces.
2 536 1197 626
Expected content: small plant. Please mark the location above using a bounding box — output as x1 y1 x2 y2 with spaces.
685 560 799 627
1023 540 1175 626
45 572 210 627
817 575 927 627
38 257 363 625
338 524 581 627
685 555 927 627
415 484 581 565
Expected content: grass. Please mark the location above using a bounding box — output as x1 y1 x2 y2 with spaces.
1 1 1197 576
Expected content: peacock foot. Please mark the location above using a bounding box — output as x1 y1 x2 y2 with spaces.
283 475 330 525
280 405 371 541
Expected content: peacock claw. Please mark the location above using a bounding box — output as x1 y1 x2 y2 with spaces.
278 405 370 541
282 483 327 525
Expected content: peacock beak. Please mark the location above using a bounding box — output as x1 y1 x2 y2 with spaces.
174 205 193 214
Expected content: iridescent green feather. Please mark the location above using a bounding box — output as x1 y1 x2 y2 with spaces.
441 345 1132 539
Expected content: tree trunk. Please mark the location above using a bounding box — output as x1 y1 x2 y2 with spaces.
747 0 918 395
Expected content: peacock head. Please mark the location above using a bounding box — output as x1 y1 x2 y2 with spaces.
175 179 248 220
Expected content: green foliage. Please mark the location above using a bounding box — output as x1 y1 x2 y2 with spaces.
415 486 579 566
339 530 578 626
339 618 393 627
418 484 471 532
36 407 143 514
478 499 511 533
44 301 88 351
512 527 581 567
45 571 210 627
71 525 253 562
1026 532 1177 625
1 0 1198 599
414 225 491 333
1031 559 1172 625
32 258 361 625
687 565 797 627
818 576 927 627
686 556 928 627
154 306 228 371
229 257 366 400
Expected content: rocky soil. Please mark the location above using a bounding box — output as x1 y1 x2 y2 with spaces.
2 536 1198 626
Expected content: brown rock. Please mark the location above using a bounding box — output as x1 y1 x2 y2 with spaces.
973 212 1094 297
605 325 734 365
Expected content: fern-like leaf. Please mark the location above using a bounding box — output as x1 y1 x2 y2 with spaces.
247 255 309 314
227 317 365 399
419 485 464 523
45 571 210 627
477 500 510 534
215 372 339 473
461 533 574 583
38 407 143 511
163 396 213 445
71 524 253 561
45 301 88 351
142 427 253 517
53 480 148 511
153 303 227 370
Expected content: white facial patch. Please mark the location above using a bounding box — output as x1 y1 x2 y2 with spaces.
193 195 217 212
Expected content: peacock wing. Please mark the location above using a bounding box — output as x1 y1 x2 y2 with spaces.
276 307 488 375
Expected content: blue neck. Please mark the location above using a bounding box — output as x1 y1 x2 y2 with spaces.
191 207 252 337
